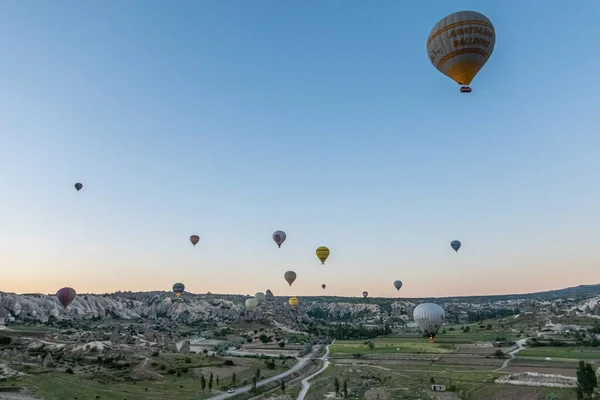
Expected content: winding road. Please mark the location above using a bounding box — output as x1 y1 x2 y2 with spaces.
296 341 334 400
495 338 531 371
204 345 323 400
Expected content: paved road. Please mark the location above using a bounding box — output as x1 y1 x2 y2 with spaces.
296 341 333 400
204 345 323 400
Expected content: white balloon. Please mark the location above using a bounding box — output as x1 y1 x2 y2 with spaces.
245 298 258 310
427 11 495 90
413 303 446 338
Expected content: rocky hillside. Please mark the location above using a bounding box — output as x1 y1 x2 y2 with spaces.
2 284 599 329
0 291 419 330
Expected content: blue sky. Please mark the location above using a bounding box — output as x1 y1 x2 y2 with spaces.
1 1 599 298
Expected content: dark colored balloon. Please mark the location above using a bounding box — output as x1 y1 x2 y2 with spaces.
322 284 326 290
74 183 83 191
450 240 462 252
56 287 76 308
173 283 185 294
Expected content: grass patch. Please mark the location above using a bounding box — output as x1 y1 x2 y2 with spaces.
330 338 454 355
517 346 600 360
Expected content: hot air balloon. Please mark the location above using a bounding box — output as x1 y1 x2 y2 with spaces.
413 303 446 341
450 240 461 252
173 283 185 298
316 246 330 264
56 287 76 308
288 297 298 309
74 183 83 192
362 291 368 298
427 11 495 93
284 271 297 286
245 298 258 310
190 235 200 247
272 231 286 248
322 284 326 290
265 289 274 301
394 280 403 291
255 292 266 305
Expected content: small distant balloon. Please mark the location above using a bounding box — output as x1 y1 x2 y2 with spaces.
266 289 274 300
190 235 200 247
245 298 258 310
284 271 297 286
272 231 286 248
288 297 298 309
255 292 266 305
322 284 326 290
316 246 330 264
450 240 461 252
362 291 368 298
394 280 403 291
173 283 185 298
74 183 83 192
56 287 76 308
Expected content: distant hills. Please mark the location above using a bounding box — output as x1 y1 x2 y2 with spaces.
14 283 600 305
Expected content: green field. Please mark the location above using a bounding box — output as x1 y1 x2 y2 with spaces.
301 363 503 399
435 328 521 344
517 346 600 360
0 353 295 400
330 338 455 356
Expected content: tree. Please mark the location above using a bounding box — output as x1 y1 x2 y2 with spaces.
255 368 261 381
251 376 257 393
430 377 436 384
216 375 219 386
259 334 272 344
334 377 340 395
280 379 285 393
232 372 237 386
342 380 348 397
208 372 213 392
278 341 285 348
463 326 471 333
493 350 504 358
576 360 597 398
200 375 206 392
368 341 375 350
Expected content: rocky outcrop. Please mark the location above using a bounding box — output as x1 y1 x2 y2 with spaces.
180 340 191 353
42 353 55 368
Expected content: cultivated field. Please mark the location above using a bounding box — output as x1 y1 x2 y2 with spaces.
314 321 596 399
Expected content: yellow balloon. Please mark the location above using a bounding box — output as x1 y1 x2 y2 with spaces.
288 297 298 309
427 11 495 92
175 293 181 298
316 246 330 264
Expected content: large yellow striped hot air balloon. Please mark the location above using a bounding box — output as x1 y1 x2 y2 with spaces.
288 297 298 309
427 11 495 93
316 246 329 265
